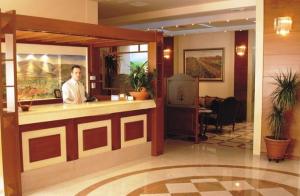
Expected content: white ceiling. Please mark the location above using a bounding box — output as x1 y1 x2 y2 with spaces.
98 0 256 35
98 0 225 19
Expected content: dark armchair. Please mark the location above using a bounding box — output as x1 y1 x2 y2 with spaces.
204 97 240 132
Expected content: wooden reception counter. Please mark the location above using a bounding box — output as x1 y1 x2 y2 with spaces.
18 100 156 191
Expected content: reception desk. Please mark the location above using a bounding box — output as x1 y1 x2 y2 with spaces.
19 100 156 191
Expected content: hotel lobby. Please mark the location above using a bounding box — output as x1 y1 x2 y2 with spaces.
1 0 300 195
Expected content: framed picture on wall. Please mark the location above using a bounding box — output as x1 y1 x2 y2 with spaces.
184 48 224 81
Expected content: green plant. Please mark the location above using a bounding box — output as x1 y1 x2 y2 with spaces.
105 53 119 87
269 70 300 140
128 62 155 95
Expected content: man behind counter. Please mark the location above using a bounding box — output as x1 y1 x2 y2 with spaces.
62 65 87 104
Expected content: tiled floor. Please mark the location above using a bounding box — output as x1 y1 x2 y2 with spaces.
204 122 253 150
24 129 300 196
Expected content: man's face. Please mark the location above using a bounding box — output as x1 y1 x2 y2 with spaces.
71 67 81 81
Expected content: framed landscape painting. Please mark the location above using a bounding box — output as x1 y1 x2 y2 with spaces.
184 48 224 81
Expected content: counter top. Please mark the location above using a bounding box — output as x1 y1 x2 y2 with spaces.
19 100 156 125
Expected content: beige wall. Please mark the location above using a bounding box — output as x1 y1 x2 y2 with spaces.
262 0 300 157
174 32 235 98
174 31 255 121
1 0 98 24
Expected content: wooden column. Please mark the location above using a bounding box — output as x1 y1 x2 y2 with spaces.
234 30 248 122
0 10 22 196
163 36 174 78
150 32 165 156
88 46 102 97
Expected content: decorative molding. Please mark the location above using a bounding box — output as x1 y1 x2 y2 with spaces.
78 120 112 158
121 114 147 148
22 126 67 171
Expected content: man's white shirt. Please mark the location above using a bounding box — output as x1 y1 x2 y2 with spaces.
62 78 87 104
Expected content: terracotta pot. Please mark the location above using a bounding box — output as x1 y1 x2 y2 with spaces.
129 91 149 100
265 136 291 160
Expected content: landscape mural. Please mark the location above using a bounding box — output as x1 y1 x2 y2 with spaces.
184 48 224 81
16 54 86 100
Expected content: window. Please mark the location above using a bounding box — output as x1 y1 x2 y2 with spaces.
117 44 148 75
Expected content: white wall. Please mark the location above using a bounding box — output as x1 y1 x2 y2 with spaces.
174 32 235 98
1 0 98 24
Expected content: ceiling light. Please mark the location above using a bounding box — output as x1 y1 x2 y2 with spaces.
161 26 164 29
26 54 36 60
175 25 179 28
129 1 148 7
208 21 212 24
246 18 249 20
224 30 227 32
192 23 195 26
226 19 230 23
274 16 292 36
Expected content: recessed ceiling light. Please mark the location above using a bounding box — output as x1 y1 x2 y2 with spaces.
246 18 249 20
175 25 179 28
226 20 230 23
129 1 149 7
192 23 195 26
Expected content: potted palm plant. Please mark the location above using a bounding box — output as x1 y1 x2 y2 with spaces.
128 63 155 100
265 71 299 162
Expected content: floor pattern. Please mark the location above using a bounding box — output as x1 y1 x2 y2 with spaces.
204 122 253 150
76 165 300 196
128 176 299 196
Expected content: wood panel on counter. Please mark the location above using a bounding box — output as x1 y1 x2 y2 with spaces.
262 0 300 158
19 109 153 171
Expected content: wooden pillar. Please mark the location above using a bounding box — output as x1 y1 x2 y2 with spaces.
88 46 103 97
149 32 165 156
163 36 174 78
0 10 22 195
234 30 248 122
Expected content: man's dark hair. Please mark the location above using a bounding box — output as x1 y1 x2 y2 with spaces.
71 65 81 72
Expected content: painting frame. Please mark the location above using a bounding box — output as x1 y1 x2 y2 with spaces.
184 48 225 81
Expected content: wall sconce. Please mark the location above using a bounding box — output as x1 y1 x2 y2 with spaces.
274 16 292 36
163 49 171 59
236 45 247 56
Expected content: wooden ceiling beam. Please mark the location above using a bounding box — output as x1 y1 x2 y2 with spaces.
15 14 157 42
92 40 141 48
16 40 88 47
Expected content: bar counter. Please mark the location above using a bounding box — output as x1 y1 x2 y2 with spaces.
19 99 156 125
19 99 157 191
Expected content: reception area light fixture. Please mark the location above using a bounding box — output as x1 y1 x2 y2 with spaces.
274 16 292 36
236 45 247 56
163 49 171 59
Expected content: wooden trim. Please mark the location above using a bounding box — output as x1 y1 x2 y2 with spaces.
14 14 156 42
0 10 22 195
234 30 248 122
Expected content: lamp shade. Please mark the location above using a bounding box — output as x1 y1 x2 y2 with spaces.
274 16 292 36
236 45 247 56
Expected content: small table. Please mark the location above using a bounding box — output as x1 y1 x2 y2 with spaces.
199 107 212 141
